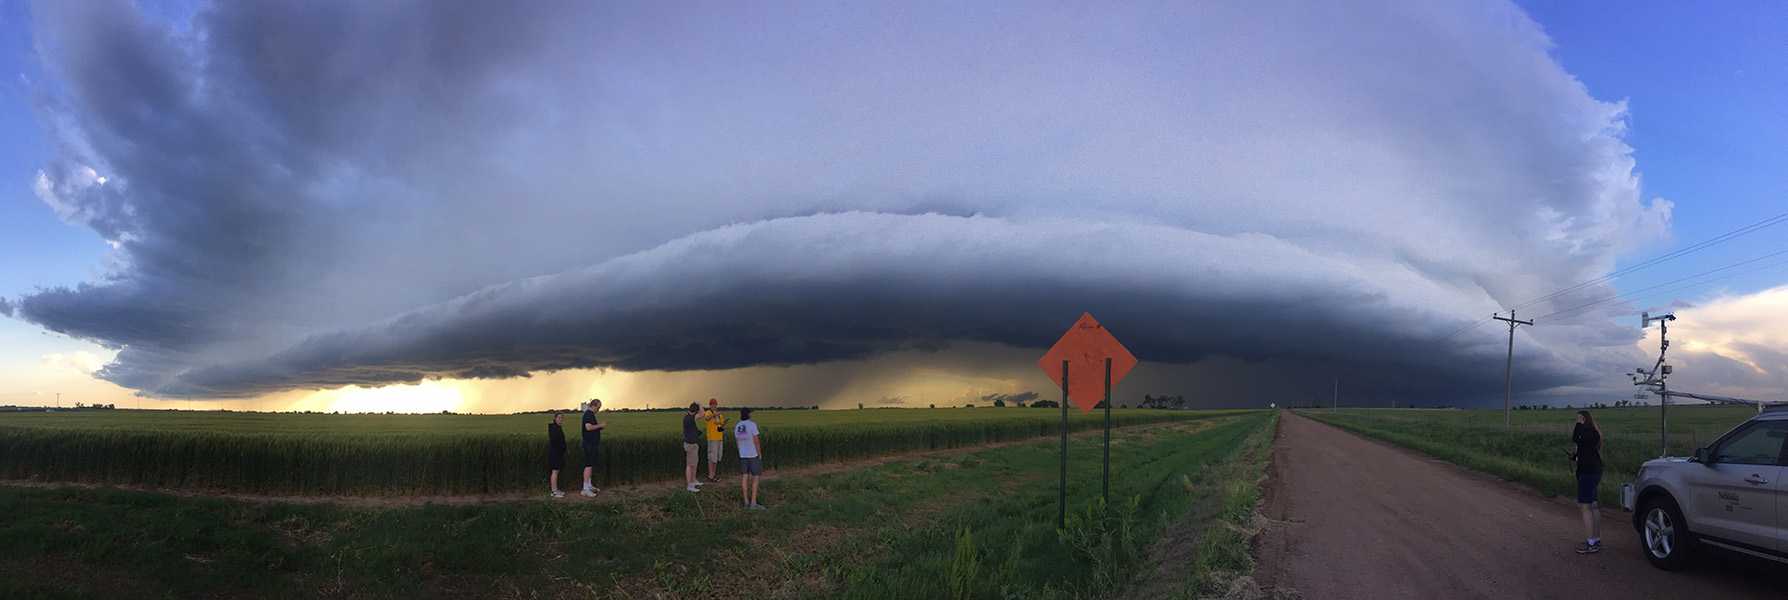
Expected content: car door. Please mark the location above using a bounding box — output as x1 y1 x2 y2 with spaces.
1677 420 1787 553
1776 424 1788 555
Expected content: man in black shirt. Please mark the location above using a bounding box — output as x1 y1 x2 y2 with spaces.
581 400 607 497
682 402 705 493
547 412 567 498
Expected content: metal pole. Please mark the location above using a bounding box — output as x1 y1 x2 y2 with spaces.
1504 322 1514 427
1493 311 1532 427
1660 389 1669 457
1660 320 1669 457
1059 360 1069 537
1103 357 1111 505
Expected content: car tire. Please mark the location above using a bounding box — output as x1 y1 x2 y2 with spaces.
1640 496 1694 570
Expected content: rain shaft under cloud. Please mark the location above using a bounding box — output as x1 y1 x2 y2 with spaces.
10 0 1674 407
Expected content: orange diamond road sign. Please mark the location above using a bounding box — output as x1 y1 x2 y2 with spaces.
1038 313 1138 414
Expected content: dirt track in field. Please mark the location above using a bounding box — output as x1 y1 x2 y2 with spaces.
1253 412 1782 600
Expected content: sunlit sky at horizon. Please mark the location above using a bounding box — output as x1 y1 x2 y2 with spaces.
1 1 1784 414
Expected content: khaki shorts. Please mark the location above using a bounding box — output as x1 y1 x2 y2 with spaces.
707 440 724 462
683 442 699 467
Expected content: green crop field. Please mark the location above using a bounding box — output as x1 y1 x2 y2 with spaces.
0 412 1277 600
1297 405 1760 503
0 407 1229 495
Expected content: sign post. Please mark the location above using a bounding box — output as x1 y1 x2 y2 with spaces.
1059 360 1068 535
1103 357 1111 503
1038 313 1138 533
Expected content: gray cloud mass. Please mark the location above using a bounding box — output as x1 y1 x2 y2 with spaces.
12 0 1675 406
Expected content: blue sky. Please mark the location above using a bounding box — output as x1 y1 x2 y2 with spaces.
0 0 1783 412
1515 2 1786 304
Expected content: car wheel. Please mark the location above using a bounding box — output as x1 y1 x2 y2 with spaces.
1640 496 1694 570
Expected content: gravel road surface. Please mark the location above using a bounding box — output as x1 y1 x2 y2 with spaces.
1253 412 1783 599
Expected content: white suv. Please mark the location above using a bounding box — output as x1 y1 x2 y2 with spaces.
1623 406 1788 570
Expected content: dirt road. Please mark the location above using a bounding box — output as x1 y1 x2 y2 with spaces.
1253 412 1783 599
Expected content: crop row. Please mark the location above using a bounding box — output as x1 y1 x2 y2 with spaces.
0 410 1213 495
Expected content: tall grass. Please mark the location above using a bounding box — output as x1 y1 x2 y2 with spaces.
0 408 1220 495
1298 405 1757 503
1179 410 1277 599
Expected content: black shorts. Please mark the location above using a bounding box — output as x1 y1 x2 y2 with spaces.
549 452 565 471
583 443 600 467
1577 473 1601 504
739 456 763 476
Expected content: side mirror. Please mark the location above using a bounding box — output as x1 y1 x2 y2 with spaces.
1692 447 1712 464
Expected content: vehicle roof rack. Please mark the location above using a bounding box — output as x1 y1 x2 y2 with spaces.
1763 403 1788 413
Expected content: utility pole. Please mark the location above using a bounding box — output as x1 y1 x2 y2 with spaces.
1332 379 1338 409
56 393 61 409
1493 311 1533 427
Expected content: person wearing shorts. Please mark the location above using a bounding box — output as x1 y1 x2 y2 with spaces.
682 402 705 493
547 412 567 498
735 408 764 509
1567 409 1604 554
702 398 727 482
581 400 607 497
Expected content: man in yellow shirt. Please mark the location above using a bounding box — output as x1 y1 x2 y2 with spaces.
702 398 728 482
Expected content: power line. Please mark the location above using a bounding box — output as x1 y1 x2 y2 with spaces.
1504 209 1788 313
1436 315 1495 343
1532 249 1788 324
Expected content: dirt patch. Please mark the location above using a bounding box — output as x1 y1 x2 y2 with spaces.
0 555 176 599
1249 414 1297 599
1262 412 1781 600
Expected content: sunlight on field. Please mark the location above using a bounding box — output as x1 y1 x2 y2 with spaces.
292 382 467 414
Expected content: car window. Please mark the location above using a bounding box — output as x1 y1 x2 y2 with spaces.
1710 421 1788 466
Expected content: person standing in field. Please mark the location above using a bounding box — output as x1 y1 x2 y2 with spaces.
702 398 727 482
547 411 567 498
735 408 764 509
581 400 608 497
682 402 706 493
1566 409 1604 553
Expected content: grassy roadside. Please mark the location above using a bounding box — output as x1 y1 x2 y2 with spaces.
0 413 1274 599
1176 412 1277 599
1296 406 1755 502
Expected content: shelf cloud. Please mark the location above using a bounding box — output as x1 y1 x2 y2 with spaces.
12 0 1679 406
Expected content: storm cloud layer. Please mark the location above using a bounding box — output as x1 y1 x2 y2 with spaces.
14 0 1671 405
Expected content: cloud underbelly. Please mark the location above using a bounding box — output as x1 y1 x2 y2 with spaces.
157 212 1558 399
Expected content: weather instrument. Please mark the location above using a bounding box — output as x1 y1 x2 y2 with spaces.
1631 312 1777 457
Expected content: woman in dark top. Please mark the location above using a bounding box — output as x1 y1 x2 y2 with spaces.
1567 410 1604 554
548 412 567 498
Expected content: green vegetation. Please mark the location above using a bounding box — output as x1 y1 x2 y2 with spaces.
0 408 1225 495
1298 405 1758 502
1179 412 1276 599
0 413 1275 599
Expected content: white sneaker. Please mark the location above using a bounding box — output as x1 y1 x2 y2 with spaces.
580 488 597 497
692 480 705 487
551 490 565 498
685 484 700 492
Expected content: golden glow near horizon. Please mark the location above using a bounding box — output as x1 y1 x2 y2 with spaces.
8 342 1043 414
285 381 468 414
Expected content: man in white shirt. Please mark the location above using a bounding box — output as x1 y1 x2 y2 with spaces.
734 408 764 510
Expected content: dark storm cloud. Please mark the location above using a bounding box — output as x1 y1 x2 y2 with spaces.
15 0 1676 403
982 392 1040 406
160 213 1591 399
0 296 13 317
